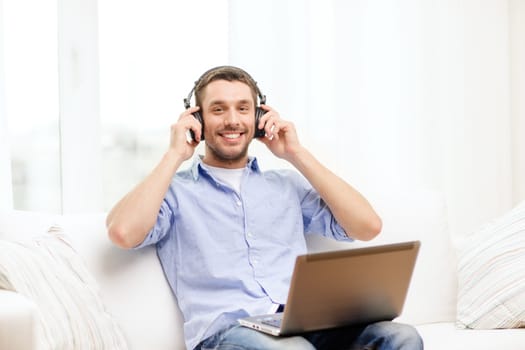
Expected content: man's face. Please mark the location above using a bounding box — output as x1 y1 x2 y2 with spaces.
201 80 256 168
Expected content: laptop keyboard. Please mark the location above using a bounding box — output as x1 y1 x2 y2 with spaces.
261 316 282 328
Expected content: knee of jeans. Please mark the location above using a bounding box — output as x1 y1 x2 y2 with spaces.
369 321 423 349
397 324 423 347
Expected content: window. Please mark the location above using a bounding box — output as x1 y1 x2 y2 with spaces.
3 0 61 212
2 0 229 213
98 0 229 210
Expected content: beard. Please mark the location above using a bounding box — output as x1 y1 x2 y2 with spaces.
204 135 252 166
206 142 250 162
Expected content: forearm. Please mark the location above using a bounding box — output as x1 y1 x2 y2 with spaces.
288 147 382 241
106 149 185 248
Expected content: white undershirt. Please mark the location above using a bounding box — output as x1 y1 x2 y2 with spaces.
202 164 244 195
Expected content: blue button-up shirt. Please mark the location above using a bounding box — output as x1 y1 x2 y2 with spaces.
136 156 351 350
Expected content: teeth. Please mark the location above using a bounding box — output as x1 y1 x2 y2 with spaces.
224 134 240 139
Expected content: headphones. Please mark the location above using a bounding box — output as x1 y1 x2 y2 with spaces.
183 66 267 141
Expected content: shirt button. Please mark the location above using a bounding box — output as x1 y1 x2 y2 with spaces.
236 200 242 206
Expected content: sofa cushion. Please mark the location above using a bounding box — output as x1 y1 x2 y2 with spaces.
416 322 525 350
456 200 525 329
0 225 128 349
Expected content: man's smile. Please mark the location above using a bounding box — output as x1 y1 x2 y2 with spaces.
219 131 246 142
223 133 241 139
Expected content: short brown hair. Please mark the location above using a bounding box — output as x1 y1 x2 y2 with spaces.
194 66 261 108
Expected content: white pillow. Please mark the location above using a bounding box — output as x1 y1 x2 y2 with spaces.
456 200 525 329
0 226 128 349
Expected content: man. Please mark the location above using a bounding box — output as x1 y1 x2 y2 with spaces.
106 66 423 350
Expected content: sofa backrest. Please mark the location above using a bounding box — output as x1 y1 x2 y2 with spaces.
1 188 457 349
307 189 458 325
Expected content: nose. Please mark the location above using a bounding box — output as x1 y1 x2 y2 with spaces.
224 107 240 127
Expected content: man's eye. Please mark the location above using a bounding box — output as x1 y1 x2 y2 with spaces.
213 107 223 113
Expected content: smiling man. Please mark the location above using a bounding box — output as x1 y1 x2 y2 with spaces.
105 66 423 350
199 79 255 166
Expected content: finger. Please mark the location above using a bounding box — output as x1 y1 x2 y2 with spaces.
173 116 201 144
265 124 276 141
258 111 270 130
187 106 201 113
190 122 202 143
179 106 200 120
185 117 202 143
264 118 279 140
259 104 272 112
269 120 292 142
257 105 275 129
269 123 280 141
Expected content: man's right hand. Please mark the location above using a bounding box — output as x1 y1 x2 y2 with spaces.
171 106 202 160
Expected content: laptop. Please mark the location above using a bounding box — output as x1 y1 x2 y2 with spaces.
238 240 420 336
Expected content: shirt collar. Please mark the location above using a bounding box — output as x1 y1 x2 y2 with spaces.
190 155 261 181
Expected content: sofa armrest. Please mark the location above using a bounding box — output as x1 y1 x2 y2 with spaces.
0 290 37 350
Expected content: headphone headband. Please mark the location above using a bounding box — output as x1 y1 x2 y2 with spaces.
184 66 266 109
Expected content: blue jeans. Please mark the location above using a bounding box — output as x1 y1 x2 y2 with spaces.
195 321 423 350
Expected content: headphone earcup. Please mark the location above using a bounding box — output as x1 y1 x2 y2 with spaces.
190 111 204 141
254 107 266 138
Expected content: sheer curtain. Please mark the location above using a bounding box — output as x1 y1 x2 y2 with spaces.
1 0 61 213
0 0 11 210
510 0 525 212
229 0 524 236
1 0 524 236
0 0 229 214
0 1 12 210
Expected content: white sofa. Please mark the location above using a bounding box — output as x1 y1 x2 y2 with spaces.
1 190 524 349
